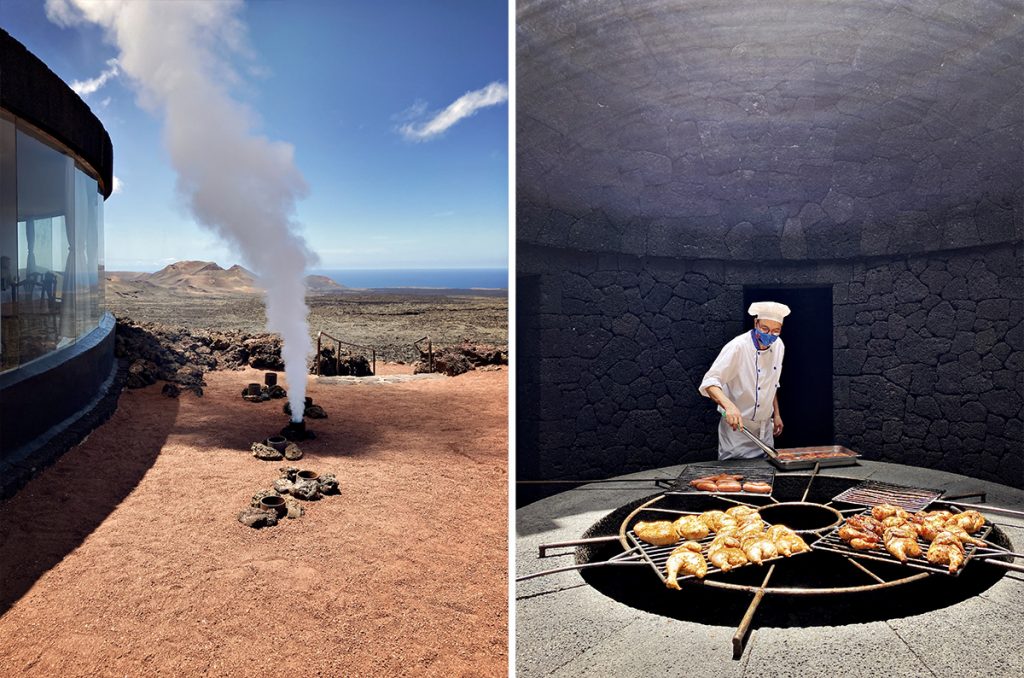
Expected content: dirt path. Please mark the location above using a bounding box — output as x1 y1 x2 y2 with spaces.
0 367 508 677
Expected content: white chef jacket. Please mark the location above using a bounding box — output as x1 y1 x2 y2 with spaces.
698 331 785 460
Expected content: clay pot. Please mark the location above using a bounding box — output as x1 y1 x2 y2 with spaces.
259 495 286 516
266 435 289 453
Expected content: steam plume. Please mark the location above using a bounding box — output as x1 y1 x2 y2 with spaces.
48 0 315 421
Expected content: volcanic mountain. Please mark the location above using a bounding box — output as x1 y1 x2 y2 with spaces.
106 261 346 296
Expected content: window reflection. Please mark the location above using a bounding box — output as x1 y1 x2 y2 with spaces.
0 122 106 371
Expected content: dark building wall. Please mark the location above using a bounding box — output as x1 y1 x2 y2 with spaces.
517 241 1023 488
0 313 116 455
0 28 113 197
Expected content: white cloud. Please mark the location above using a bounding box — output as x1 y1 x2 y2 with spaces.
70 58 120 97
399 81 507 142
44 0 81 26
112 175 123 194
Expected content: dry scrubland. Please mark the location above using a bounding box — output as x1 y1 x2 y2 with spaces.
105 284 508 363
0 272 509 676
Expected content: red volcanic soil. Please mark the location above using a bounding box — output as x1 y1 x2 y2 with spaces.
0 366 507 677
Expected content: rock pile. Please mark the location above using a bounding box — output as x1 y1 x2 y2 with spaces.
251 439 304 461
413 341 508 377
116 318 286 395
283 401 327 419
314 346 373 376
237 467 340 529
275 466 340 499
116 317 509 389
241 382 287 402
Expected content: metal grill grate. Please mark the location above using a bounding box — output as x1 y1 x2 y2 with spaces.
831 480 942 511
626 523 806 584
670 465 776 496
811 509 993 577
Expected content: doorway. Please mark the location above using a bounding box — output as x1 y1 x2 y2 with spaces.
743 286 833 448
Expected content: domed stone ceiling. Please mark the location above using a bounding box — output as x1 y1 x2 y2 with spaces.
517 0 1023 260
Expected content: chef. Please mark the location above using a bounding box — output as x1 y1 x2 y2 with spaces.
698 301 790 459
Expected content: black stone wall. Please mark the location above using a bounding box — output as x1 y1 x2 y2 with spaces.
517 242 1023 489
515 0 1024 491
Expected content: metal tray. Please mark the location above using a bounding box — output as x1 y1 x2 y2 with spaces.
768 445 861 471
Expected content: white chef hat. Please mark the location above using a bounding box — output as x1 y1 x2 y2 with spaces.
748 301 791 323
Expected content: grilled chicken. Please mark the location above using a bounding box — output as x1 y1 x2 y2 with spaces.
739 532 778 565
942 524 987 547
914 510 953 522
871 504 909 522
725 506 759 519
846 514 884 537
737 517 765 536
766 525 809 556
707 535 748 571
665 541 707 589
882 525 922 562
926 531 967 573
881 515 912 530
714 525 739 539
838 522 880 550
948 510 985 534
700 510 737 532
916 517 949 542
633 520 679 546
672 515 710 541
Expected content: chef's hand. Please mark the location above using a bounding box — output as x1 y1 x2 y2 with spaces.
724 404 743 431
773 415 784 436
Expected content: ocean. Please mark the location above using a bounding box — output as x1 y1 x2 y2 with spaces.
312 268 508 290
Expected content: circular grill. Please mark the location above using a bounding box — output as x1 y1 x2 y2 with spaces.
574 474 1015 631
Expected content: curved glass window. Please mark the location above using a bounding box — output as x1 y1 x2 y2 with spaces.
0 119 106 371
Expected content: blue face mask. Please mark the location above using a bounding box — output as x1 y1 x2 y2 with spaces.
754 328 779 346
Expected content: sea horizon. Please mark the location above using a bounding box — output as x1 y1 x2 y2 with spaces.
311 267 508 291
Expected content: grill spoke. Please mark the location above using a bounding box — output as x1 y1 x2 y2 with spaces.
844 556 886 584
732 564 775 659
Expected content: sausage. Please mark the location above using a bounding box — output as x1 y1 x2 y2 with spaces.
716 480 742 493
693 480 719 492
707 473 744 482
742 481 772 494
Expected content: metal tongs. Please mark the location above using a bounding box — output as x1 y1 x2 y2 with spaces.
719 410 779 460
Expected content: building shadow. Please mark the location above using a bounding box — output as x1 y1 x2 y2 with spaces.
0 388 179 617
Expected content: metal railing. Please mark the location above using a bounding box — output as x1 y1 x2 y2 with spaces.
315 330 375 376
413 335 433 373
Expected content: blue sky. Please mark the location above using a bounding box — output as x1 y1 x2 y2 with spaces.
1 0 508 271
